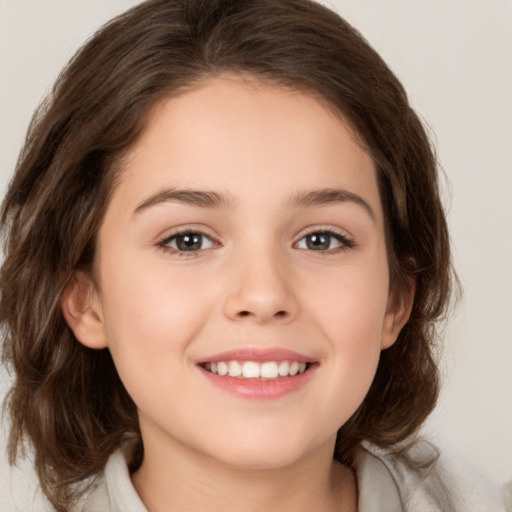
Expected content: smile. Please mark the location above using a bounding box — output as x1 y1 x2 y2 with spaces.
202 360 309 379
196 348 317 399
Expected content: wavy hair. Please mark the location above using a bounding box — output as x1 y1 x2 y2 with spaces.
0 0 456 510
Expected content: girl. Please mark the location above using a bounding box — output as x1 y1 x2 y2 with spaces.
0 0 506 511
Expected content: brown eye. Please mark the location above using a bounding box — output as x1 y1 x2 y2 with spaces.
161 232 215 252
305 233 331 250
296 231 351 251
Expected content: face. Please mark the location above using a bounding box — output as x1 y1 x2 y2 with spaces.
64 76 409 471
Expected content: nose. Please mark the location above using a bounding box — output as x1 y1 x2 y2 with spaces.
223 250 299 325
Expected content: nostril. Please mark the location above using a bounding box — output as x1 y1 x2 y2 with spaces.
236 310 287 319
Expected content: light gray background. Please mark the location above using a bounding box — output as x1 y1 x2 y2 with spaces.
1 1 511 510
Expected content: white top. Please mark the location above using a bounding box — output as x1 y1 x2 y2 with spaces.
77 440 507 512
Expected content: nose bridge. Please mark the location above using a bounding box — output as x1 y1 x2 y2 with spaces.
223 240 297 323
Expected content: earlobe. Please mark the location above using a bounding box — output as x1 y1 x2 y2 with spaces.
61 271 108 349
381 279 415 350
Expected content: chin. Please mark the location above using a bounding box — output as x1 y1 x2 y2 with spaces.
203 429 328 472
215 448 306 471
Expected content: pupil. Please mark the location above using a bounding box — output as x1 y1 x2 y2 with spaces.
307 233 330 250
177 233 202 251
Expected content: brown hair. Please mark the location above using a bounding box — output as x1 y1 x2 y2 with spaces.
0 0 456 510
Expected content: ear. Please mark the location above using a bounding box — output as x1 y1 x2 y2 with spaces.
61 271 108 349
380 278 415 350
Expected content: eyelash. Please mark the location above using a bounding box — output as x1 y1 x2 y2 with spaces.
157 229 218 257
156 227 354 256
295 227 354 253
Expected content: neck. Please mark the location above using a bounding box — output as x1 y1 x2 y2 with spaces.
131 430 357 512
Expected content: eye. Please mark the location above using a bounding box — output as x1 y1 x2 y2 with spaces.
159 231 216 252
295 230 352 251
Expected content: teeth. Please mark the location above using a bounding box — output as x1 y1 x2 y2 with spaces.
242 361 260 378
260 362 278 379
217 362 228 376
204 360 309 379
278 361 289 376
289 362 300 376
228 361 242 377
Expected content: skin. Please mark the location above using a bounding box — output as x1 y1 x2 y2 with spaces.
63 76 411 512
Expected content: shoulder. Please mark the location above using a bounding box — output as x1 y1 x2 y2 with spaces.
357 439 507 512
77 478 110 512
78 449 147 512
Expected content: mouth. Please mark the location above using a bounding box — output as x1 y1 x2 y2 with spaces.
200 360 311 380
196 348 317 399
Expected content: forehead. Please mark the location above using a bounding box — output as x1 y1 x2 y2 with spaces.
113 76 382 221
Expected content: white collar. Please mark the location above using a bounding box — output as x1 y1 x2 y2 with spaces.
82 443 403 512
81 439 506 512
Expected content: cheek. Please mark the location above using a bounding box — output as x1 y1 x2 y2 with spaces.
305 256 390 341
97 256 217 394
302 259 390 396
100 253 211 338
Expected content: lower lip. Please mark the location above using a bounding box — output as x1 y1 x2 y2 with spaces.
198 365 317 400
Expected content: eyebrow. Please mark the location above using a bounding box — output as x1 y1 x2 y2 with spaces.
133 186 375 221
133 188 237 215
290 188 376 221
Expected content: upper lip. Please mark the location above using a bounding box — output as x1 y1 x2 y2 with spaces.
196 347 316 364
